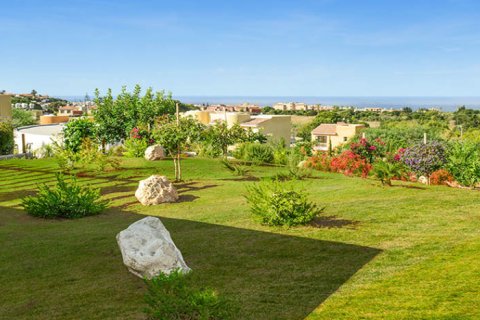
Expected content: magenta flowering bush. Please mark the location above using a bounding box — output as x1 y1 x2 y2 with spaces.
349 138 385 163
401 141 446 177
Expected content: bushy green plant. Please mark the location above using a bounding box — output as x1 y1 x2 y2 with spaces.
144 270 234 320
372 159 406 186
123 137 149 157
233 143 274 164
275 152 312 181
221 160 250 176
245 180 322 226
21 173 108 218
33 144 55 158
446 142 480 187
53 141 79 172
0 122 14 155
78 138 120 171
63 118 97 153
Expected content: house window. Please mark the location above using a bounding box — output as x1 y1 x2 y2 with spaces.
316 136 327 144
343 137 348 142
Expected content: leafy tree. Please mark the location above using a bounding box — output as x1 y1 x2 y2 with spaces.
203 122 265 158
63 118 97 153
12 109 36 128
153 116 204 181
31 89 37 97
94 85 176 143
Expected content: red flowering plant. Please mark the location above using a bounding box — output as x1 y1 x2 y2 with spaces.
330 150 372 178
429 169 454 185
304 152 332 172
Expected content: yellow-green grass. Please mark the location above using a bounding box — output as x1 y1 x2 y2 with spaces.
0 158 479 319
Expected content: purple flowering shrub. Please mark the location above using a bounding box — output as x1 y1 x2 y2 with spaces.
402 141 446 177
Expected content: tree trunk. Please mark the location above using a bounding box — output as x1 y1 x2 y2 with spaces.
173 157 178 182
177 153 182 181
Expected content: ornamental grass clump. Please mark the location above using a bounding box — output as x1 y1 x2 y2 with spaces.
401 141 447 181
245 180 322 227
21 173 108 219
144 270 235 320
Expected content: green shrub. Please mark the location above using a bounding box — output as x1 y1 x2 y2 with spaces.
63 118 97 153
21 173 108 218
372 160 406 186
123 137 148 157
234 143 274 164
0 122 14 155
78 138 121 171
447 142 480 187
144 270 235 320
245 180 322 226
221 160 250 176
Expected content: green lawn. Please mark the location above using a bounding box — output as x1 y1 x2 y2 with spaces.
0 158 479 319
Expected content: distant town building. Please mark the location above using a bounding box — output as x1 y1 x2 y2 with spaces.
311 122 365 151
58 105 83 117
273 102 330 112
201 104 261 114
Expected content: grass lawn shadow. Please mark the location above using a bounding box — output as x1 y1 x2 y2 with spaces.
310 215 360 229
0 203 381 320
160 216 381 319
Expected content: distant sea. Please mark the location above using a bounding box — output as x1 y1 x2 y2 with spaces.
60 96 480 112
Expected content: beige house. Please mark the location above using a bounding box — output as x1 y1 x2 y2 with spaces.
0 94 12 122
311 122 365 151
58 106 83 116
240 115 291 143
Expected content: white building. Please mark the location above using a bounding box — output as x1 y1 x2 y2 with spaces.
14 124 64 154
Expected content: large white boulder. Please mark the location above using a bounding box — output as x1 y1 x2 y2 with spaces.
144 145 165 161
116 216 191 278
135 175 178 205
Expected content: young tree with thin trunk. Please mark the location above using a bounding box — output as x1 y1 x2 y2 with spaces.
153 116 204 181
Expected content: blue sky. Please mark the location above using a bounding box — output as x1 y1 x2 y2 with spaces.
1 0 480 96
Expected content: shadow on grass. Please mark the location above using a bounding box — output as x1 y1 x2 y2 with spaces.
219 176 260 182
160 216 381 319
175 181 218 193
310 215 360 229
0 205 381 320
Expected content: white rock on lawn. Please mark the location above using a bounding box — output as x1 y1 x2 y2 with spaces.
135 175 178 205
418 176 428 184
144 145 165 161
116 216 191 279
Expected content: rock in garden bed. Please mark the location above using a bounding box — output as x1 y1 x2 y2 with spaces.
144 145 165 161
135 175 178 205
116 216 191 279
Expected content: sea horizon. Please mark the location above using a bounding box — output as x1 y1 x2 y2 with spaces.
59 95 480 112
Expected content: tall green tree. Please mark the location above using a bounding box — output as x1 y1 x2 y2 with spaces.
12 109 36 128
